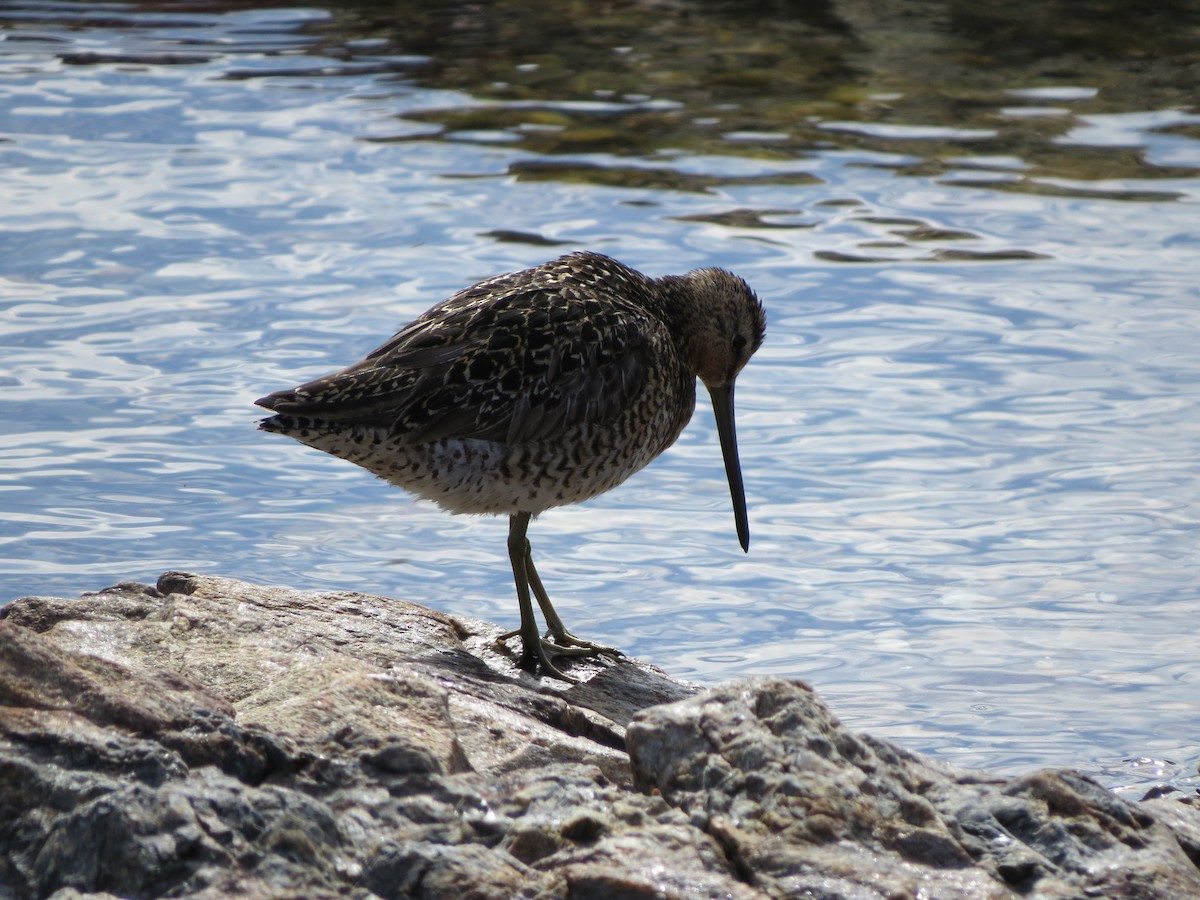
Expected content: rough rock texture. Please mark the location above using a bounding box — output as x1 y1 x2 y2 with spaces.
0 573 1197 899
628 683 1200 899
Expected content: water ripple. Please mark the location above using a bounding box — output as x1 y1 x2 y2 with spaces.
1 2 1198 787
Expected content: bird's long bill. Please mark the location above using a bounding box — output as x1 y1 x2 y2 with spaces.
707 382 750 552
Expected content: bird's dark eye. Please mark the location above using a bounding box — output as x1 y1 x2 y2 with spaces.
732 334 747 353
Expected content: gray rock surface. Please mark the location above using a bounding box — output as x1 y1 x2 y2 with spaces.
1 572 1197 899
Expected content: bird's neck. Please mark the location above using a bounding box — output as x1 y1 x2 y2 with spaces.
652 274 709 377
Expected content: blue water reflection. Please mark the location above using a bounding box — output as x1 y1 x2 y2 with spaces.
2 3 1198 795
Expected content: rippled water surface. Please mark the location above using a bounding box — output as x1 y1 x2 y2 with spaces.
3 1 1199 795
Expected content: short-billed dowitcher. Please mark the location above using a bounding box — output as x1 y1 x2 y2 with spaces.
256 251 765 680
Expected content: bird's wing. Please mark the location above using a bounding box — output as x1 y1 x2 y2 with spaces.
257 277 660 446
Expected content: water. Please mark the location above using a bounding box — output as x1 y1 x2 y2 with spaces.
2 1 1199 797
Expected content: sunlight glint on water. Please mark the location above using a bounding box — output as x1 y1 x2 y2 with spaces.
2 3 1199 794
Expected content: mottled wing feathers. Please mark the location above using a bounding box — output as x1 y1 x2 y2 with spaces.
256 253 662 446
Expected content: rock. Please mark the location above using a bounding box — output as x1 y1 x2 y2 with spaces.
627 681 1200 898
1 573 1197 899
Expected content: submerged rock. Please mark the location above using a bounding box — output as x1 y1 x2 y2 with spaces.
1 573 1197 898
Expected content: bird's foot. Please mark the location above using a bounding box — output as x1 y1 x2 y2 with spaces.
545 631 625 658
496 629 621 681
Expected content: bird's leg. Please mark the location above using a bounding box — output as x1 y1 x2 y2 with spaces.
501 512 574 681
524 547 623 658
497 513 622 679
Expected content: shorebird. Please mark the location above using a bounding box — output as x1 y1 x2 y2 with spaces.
256 251 765 680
